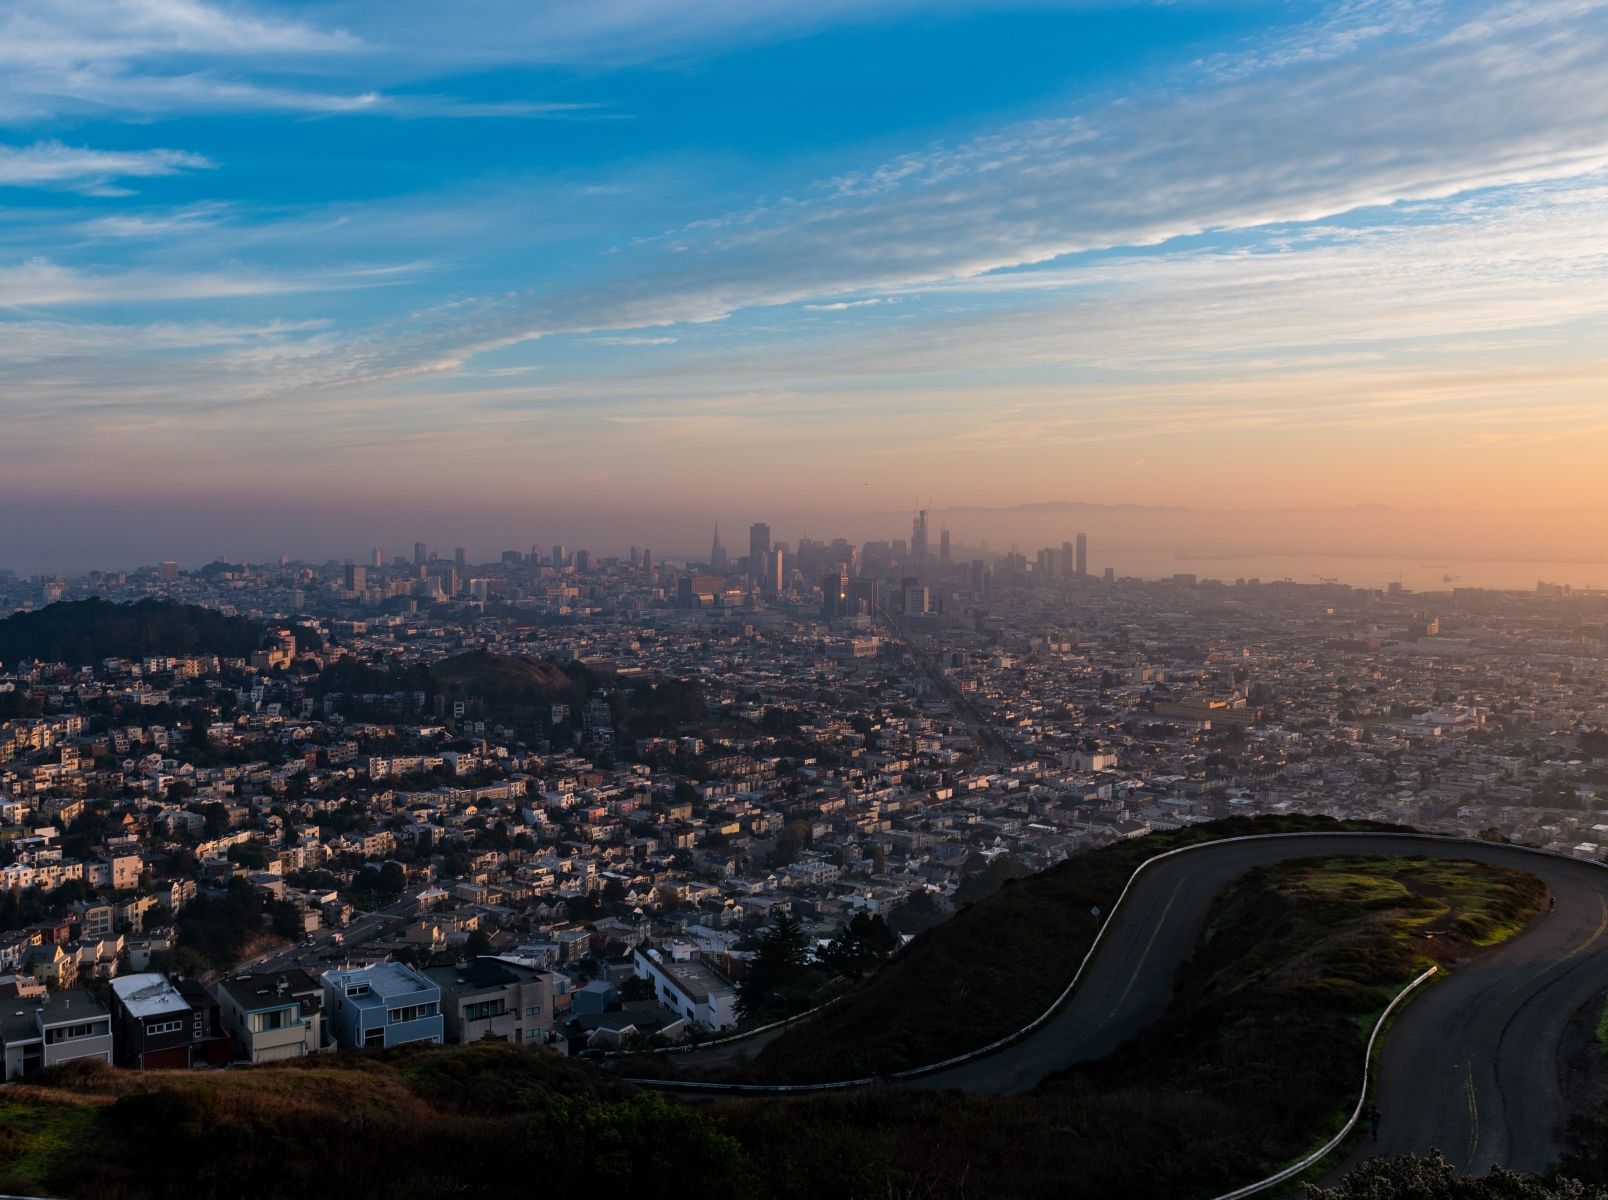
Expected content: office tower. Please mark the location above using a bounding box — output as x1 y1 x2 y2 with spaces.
821 568 849 619
454 546 467 571
903 583 931 615
575 549 591 574
630 546 640 567
642 548 653 576
939 526 951 568
371 547 384 569
413 541 428 566
749 522 771 576
1036 548 1056 578
710 524 728 572
911 509 929 561
1075 532 1088 578
1059 541 1074 576
1103 566 1115 583
846 576 879 614
769 547 786 597
344 563 366 592
530 544 541 565
552 545 567 569
159 561 179 580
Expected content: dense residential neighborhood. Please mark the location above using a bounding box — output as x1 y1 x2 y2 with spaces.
1 535 1606 1078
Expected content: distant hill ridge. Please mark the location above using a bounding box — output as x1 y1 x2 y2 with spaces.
0 597 269 665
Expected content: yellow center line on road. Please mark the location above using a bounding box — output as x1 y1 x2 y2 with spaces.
1560 894 1608 962
1108 885 1181 1021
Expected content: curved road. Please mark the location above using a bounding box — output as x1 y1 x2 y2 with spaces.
654 833 1608 1180
905 833 1608 1177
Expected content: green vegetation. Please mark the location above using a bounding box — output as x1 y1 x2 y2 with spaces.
0 853 1547 1200
736 910 822 1022
716 853 1544 1200
747 814 1412 1082
0 1045 748 1200
0 597 273 665
152 877 276 974
1307 1152 1593 1198
0 1096 99 1195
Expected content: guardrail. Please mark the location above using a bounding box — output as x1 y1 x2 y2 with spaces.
604 995 841 1058
1205 965 1438 1200
628 830 1570 1093
621 829 1385 1089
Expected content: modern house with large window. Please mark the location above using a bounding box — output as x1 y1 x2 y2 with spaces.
214 969 324 1063
423 956 569 1048
321 962 442 1051
0 988 114 1079
108 973 224 1069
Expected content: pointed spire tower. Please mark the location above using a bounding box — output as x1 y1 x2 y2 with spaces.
710 522 729 572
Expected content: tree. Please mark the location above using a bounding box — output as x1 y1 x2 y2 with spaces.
268 900 303 941
736 909 811 1021
464 928 494 959
820 912 898 980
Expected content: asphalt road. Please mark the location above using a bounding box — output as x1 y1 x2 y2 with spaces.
238 895 419 976
900 833 1608 1177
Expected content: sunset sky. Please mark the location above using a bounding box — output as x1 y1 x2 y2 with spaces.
3 0 1608 569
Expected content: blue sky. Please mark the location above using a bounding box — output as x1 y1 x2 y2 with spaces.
3 0 1608 569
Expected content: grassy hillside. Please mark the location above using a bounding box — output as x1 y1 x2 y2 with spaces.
0 598 269 665
715 853 1546 1200
736 814 1410 1083
0 852 1547 1200
0 1045 743 1200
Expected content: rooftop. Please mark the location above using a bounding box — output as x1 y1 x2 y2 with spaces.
110 973 190 1020
218 968 321 1012
323 961 436 1008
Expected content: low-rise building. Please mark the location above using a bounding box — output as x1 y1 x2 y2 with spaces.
321 961 442 1051
214 969 324 1063
108 973 217 1069
632 944 739 1031
423 956 568 1048
0 988 114 1079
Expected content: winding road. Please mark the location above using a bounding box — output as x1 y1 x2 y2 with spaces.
656 833 1608 1179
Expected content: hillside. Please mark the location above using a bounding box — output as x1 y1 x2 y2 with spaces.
427 650 585 706
737 814 1410 1083
0 853 1559 1200
0 598 269 666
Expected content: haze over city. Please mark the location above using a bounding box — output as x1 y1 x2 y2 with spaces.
4 0 1608 576
8 5 1608 1200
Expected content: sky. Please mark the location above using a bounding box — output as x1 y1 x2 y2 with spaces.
3 0 1608 572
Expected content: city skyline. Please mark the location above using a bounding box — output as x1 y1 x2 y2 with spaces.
3 0 1608 563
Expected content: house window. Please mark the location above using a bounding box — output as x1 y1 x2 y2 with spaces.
250 1008 294 1033
525 1005 541 1018
464 999 506 1022
146 1018 183 1035
387 1003 438 1024
346 983 370 998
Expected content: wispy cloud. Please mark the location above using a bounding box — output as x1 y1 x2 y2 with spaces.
0 140 211 192
0 257 416 308
804 298 884 311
